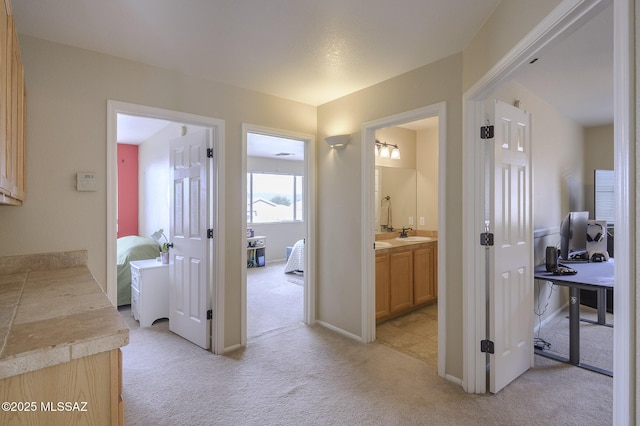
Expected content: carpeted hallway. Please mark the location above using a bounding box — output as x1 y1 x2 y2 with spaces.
118 262 613 425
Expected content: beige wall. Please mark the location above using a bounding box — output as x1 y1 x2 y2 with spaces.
317 53 464 377
463 0 563 91
416 126 439 230
583 124 614 217
1 35 316 349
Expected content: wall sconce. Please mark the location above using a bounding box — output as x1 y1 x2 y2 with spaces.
325 134 350 150
375 140 400 160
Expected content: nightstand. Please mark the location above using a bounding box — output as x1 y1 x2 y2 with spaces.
130 259 169 327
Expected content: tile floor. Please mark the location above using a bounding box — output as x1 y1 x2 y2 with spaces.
375 303 439 365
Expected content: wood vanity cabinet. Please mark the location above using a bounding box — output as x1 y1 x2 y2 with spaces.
0 0 26 206
376 242 437 322
389 251 413 313
375 254 391 320
414 245 437 305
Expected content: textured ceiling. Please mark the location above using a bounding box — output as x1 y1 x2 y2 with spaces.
13 1 613 146
12 0 501 106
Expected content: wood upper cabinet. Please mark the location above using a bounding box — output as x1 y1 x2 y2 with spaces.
0 0 26 206
414 245 437 305
389 251 413 314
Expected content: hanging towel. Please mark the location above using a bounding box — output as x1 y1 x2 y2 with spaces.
380 198 392 227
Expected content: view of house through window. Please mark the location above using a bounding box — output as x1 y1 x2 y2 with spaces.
247 172 303 223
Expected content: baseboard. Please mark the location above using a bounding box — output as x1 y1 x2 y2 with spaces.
533 301 569 334
445 374 463 387
221 343 243 354
533 227 559 239
316 320 363 342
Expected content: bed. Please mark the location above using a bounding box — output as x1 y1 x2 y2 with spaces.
117 235 161 306
284 239 304 274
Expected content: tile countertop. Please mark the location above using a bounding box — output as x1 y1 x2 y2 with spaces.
0 251 129 380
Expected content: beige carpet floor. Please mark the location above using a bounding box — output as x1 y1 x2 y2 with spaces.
534 304 613 374
118 263 613 425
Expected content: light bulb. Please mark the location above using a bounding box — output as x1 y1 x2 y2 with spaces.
380 144 390 158
390 146 401 159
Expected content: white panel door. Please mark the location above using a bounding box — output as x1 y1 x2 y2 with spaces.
169 129 211 349
488 100 533 393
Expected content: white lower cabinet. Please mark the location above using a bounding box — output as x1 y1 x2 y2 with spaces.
130 259 169 327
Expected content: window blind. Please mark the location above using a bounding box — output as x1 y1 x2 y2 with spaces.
594 169 614 225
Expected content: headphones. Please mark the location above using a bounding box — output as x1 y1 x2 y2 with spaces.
586 223 605 243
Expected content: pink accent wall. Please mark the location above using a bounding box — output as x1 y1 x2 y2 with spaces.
117 144 139 238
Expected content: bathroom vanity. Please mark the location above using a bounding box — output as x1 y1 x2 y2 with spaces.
375 234 437 322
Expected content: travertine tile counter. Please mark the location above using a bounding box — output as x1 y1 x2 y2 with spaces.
0 250 129 425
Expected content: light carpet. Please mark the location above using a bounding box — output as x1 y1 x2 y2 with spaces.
118 262 612 425
119 316 612 425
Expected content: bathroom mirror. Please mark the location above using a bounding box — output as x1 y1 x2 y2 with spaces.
374 165 417 233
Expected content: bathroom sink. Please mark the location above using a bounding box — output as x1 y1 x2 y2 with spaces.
374 241 393 249
395 236 433 242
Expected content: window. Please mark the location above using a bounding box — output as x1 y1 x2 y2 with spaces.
594 169 614 226
247 172 303 223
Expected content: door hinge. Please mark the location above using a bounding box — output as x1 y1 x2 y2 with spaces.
207 148 213 158
480 339 495 354
480 232 494 246
207 309 212 320
207 229 213 239
480 125 494 139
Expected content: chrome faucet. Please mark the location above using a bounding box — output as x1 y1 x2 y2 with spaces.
399 227 412 238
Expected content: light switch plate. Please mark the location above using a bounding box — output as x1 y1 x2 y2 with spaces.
77 172 97 191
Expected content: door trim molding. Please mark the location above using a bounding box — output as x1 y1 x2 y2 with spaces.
106 100 226 354
612 0 635 421
360 102 447 379
462 0 631 406
241 123 316 345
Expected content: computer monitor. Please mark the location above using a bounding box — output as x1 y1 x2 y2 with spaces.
559 211 589 260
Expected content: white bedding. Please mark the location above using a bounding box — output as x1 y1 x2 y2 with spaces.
285 239 305 273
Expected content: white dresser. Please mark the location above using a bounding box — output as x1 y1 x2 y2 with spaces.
130 259 169 327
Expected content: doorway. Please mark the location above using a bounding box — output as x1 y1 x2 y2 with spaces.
241 124 316 345
361 102 447 378
374 117 440 365
106 100 227 354
462 0 630 414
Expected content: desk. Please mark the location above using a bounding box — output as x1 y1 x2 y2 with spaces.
533 259 614 376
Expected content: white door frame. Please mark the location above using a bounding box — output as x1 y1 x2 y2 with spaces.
462 0 633 416
106 100 227 354
361 102 448 380
240 124 316 345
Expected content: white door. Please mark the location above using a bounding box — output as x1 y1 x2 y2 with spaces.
169 129 211 349
487 99 533 393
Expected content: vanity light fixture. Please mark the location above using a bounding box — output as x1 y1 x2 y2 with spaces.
390 146 401 160
375 140 400 159
325 134 350 150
